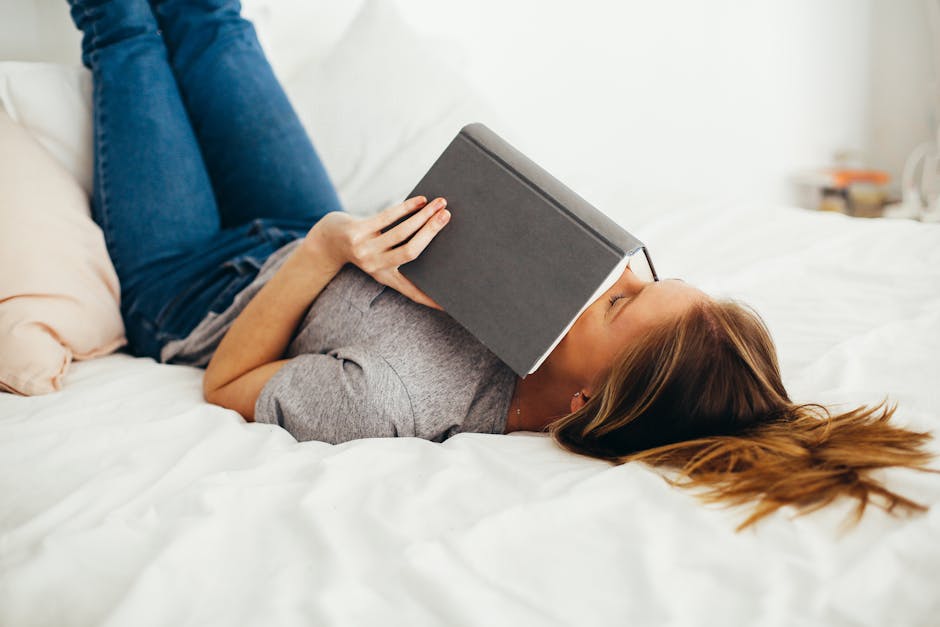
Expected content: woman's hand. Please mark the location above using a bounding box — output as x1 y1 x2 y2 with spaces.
302 195 451 310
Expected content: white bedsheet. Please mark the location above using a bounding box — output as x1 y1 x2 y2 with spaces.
2 203 939 627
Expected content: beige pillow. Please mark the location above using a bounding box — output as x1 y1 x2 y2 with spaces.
0 108 125 396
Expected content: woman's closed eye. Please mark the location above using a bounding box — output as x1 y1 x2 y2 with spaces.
608 294 627 307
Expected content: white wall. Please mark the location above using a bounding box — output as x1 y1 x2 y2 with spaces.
0 0 82 66
396 0 874 211
868 0 936 190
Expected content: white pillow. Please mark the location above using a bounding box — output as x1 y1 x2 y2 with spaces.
240 0 366 83
0 62 93 197
283 0 509 216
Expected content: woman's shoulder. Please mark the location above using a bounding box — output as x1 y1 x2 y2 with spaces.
255 347 416 443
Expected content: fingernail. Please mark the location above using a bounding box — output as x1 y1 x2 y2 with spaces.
439 209 451 222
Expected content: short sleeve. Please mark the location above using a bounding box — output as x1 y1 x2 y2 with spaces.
254 347 415 444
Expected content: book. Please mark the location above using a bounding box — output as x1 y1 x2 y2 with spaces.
385 122 658 377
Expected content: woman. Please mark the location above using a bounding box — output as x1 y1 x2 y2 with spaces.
68 0 936 531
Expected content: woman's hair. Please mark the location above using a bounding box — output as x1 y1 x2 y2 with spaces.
546 299 938 532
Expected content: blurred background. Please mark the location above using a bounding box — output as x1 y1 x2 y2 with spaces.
2 0 935 218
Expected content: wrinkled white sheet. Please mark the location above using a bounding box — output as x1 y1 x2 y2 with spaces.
2 203 939 627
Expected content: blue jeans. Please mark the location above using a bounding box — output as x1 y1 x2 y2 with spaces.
68 0 344 362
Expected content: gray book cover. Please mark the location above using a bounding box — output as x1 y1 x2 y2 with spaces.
388 122 658 377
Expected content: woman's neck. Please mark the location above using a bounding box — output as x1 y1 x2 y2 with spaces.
505 363 577 433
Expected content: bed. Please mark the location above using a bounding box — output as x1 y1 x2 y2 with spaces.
2 1 940 626
2 198 938 626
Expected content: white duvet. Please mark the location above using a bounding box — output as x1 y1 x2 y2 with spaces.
2 202 938 627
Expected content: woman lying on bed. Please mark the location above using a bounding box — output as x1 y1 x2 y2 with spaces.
67 0 936 530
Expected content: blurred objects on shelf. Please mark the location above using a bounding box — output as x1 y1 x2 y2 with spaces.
790 165 892 219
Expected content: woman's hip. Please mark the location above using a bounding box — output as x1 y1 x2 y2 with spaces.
119 217 313 360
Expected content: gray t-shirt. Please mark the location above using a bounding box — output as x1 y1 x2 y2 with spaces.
160 238 517 444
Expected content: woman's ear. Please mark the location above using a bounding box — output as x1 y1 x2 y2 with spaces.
570 390 591 413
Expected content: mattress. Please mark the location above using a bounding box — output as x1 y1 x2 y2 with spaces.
2 202 939 627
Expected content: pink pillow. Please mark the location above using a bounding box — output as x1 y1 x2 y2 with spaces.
0 109 126 396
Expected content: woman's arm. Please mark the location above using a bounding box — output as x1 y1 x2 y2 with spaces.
203 195 451 420
203 240 344 419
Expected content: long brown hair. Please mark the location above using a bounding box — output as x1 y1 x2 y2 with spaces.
546 299 938 532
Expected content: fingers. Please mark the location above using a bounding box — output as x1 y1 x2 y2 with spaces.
376 197 448 249
387 204 451 267
371 195 429 233
392 272 444 310
358 194 451 311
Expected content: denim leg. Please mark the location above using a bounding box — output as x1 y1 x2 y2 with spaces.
149 0 346 230
67 0 221 294
66 0 237 360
